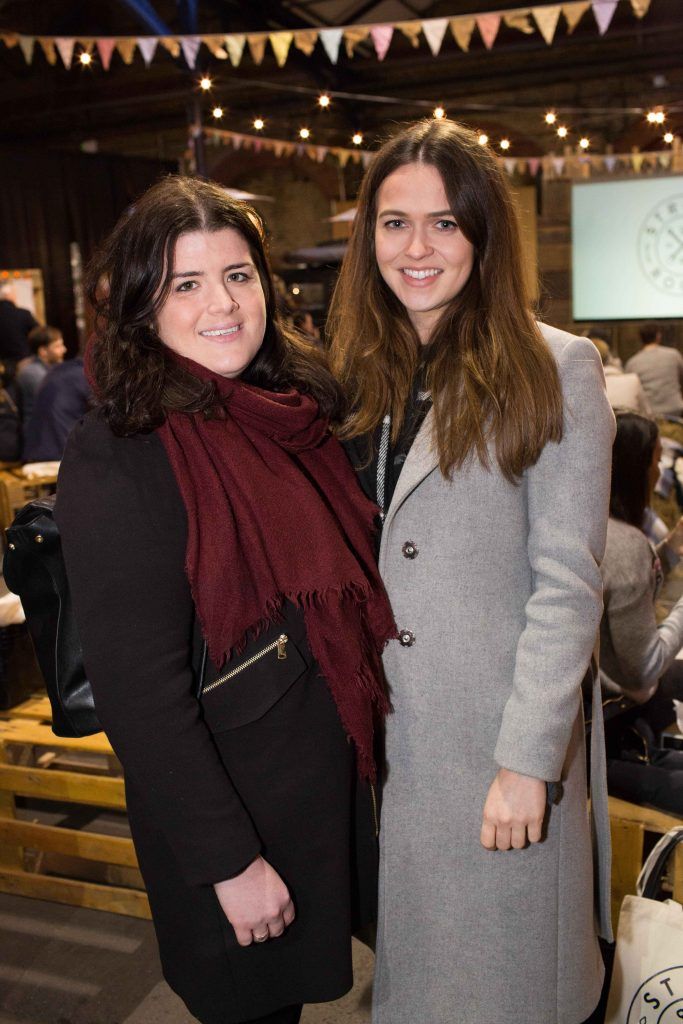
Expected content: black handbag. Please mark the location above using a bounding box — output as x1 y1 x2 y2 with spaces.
3 495 100 736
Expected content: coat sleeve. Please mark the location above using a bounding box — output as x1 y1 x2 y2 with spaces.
493 337 615 781
56 415 261 886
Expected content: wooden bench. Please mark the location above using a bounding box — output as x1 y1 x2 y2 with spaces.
608 795 683 932
0 698 150 919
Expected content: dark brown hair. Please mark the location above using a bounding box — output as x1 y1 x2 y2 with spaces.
87 175 341 434
610 411 659 529
28 325 62 355
328 119 563 482
639 322 661 346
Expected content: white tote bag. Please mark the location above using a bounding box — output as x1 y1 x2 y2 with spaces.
605 826 683 1024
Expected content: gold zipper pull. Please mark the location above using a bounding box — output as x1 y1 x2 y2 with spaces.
276 635 288 660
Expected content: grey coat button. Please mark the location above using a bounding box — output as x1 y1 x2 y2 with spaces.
398 629 415 647
402 541 418 559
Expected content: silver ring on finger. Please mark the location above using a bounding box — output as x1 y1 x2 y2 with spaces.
253 930 269 943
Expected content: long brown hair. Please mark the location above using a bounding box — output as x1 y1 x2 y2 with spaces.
328 120 563 481
88 175 342 435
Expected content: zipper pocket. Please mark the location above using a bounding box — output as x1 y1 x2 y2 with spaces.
202 634 288 695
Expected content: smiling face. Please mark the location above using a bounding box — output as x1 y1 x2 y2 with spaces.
155 228 267 378
374 162 475 344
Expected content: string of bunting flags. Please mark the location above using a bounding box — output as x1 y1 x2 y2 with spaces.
0 0 653 71
204 125 681 179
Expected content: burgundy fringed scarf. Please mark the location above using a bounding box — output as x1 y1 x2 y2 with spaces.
156 355 395 781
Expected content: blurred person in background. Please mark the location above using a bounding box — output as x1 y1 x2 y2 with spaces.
292 310 321 347
626 323 683 419
16 325 66 425
591 337 652 415
0 281 38 372
23 343 90 462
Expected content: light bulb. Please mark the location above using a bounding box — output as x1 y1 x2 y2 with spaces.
500 138 511 150
253 118 265 131
579 137 590 149
318 94 331 108
79 51 92 65
212 106 223 119
199 76 212 91
352 132 363 146
478 133 489 146
433 106 446 120
544 111 557 125
664 131 674 144
299 127 310 140
557 125 568 139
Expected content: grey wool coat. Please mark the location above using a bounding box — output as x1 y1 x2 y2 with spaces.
373 325 615 1024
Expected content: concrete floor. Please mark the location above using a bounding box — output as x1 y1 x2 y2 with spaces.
0 891 373 1024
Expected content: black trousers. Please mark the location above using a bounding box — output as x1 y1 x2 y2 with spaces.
245 1006 302 1024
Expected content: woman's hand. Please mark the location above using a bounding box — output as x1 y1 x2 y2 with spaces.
214 855 295 947
480 768 547 851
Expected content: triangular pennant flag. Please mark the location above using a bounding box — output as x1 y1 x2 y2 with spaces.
338 150 351 168
203 36 227 59
504 12 535 33
592 0 618 34
269 31 293 67
137 37 158 66
451 16 476 51
552 156 565 174
273 141 285 157
476 13 501 49
19 35 35 63
422 17 449 54
659 153 671 169
96 37 116 68
534 5 562 43
232 134 243 150
631 151 644 172
319 27 343 63
604 155 618 171
528 157 541 175
504 158 516 175
397 21 421 48
39 38 57 64
159 36 181 57
55 37 75 69
370 25 393 60
631 0 651 16
563 1 590 32
180 35 200 68
247 34 267 65
117 37 138 64
224 34 245 67
361 151 373 169
1 32 18 48
517 159 528 174
344 26 370 57
294 28 318 56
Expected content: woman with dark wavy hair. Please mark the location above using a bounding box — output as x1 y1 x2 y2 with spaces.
329 120 615 1024
55 176 395 1024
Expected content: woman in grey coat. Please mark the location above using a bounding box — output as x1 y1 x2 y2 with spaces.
330 119 615 1024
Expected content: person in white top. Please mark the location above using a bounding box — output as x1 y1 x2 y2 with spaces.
625 323 683 418
592 338 653 415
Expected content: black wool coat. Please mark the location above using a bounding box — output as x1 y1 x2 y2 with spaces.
56 410 378 1024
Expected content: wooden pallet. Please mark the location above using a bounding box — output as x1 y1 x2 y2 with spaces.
608 795 683 933
0 699 150 919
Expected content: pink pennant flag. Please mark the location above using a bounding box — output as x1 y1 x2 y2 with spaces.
137 37 158 66
361 152 373 169
592 0 618 34
180 35 201 68
476 13 501 49
319 27 343 63
423 18 449 56
528 157 541 175
370 25 393 60
97 38 117 70
55 37 75 69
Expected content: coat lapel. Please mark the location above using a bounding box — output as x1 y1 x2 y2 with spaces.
383 407 439 533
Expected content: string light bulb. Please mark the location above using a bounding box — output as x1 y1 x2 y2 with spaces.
500 138 511 150
478 133 489 146
199 76 212 91
352 132 363 145
647 109 666 124
579 136 590 149
318 94 331 108
291 286 301 296
664 131 674 144
544 111 557 125
299 127 310 140
212 106 223 119
433 106 446 120
557 125 569 139
253 118 265 131
79 51 92 65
